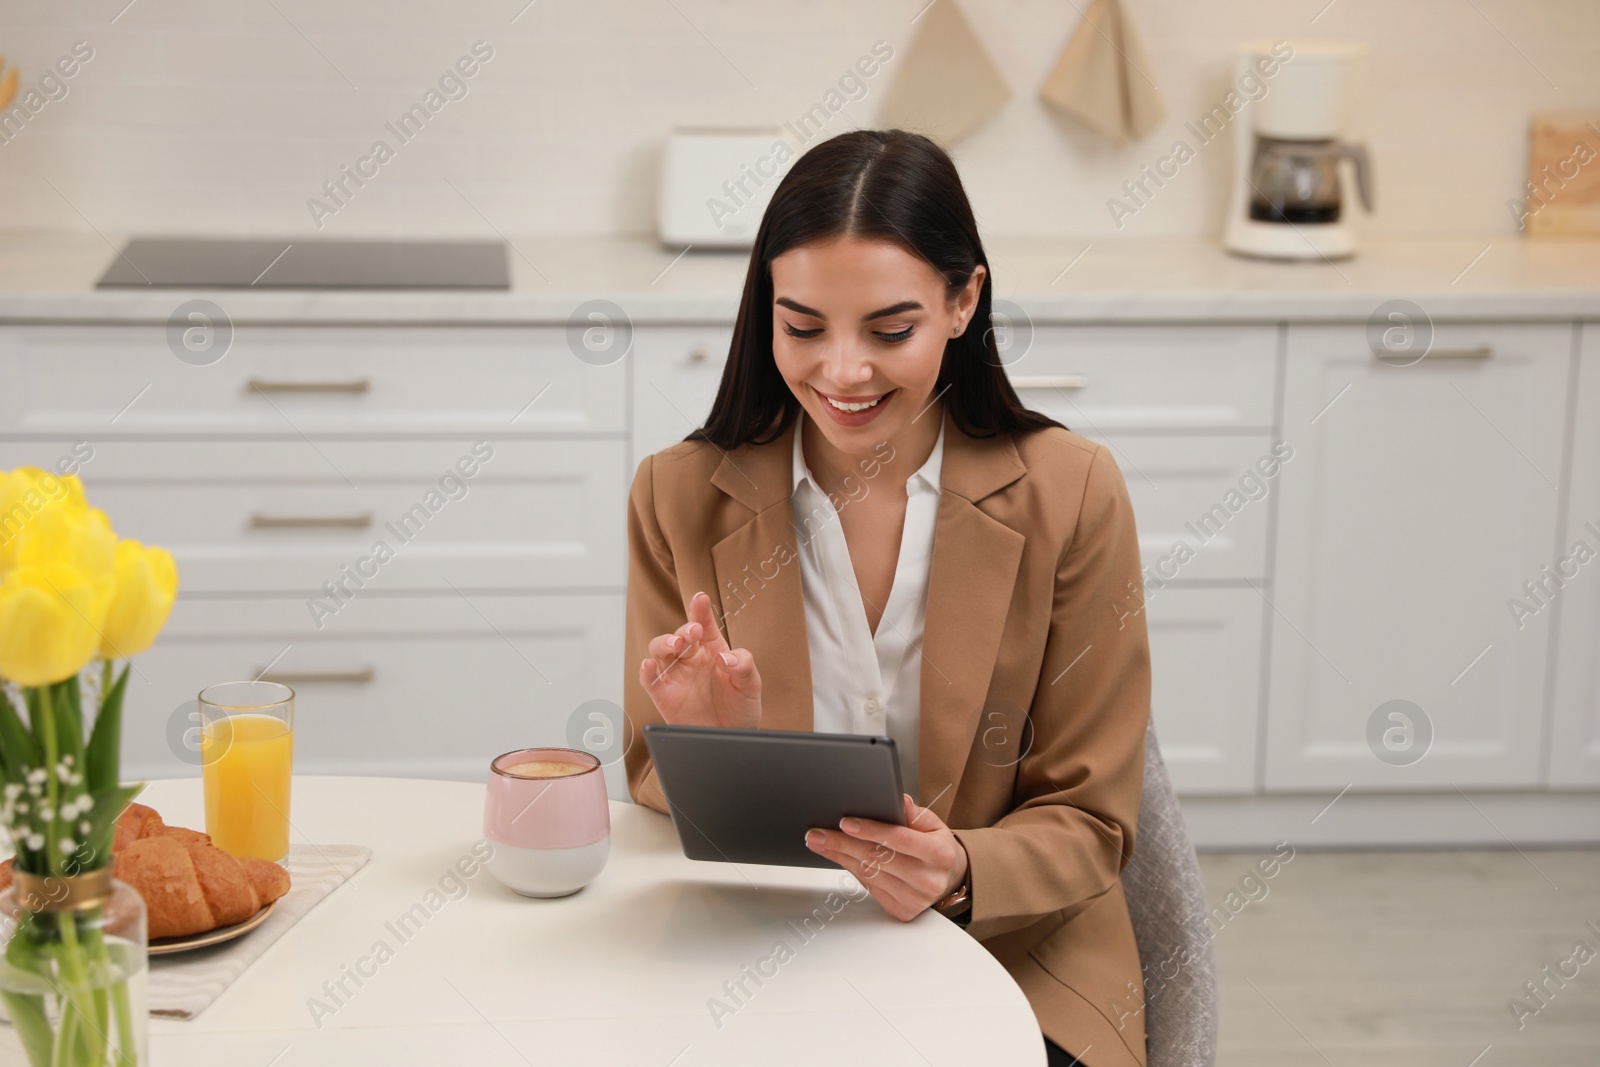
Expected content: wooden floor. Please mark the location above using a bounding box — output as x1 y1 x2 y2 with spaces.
1196 849 1600 1066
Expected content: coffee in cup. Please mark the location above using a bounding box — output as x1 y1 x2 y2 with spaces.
483 747 609 898
502 758 587 779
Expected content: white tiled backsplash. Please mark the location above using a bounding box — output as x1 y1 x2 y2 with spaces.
0 0 1593 239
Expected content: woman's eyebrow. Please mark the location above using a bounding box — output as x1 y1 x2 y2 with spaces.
774 297 924 320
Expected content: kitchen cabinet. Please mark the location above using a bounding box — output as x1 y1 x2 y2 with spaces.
1549 322 1600 786
1265 322 1573 789
631 323 1277 793
630 324 733 466
1018 325 1280 794
123 594 628 791
1005 323 1277 432
0 321 1299 800
3 306 1596 837
0 324 625 436
1 322 633 790
1140 587 1267 794
1096 429 1279 794
3 438 626 593
1095 433 1277 584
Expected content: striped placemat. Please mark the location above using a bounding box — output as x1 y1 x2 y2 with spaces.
149 843 371 1019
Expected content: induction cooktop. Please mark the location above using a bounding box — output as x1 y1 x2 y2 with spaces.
95 237 510 289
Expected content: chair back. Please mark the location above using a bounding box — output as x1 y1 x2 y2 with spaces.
1119 723 1219 1067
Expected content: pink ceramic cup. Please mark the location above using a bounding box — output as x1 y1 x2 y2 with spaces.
483 747 610 898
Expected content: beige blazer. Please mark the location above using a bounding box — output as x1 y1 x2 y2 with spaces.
623 408 1152 1067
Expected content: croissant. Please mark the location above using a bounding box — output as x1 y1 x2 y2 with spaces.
0 802 291 939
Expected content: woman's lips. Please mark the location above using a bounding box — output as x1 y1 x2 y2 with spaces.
813 386 895 426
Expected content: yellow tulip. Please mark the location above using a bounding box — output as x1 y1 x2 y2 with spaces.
100 539 178 659
0 502 117 686
15 504 116 585
0 562 110 686
0 467 90 573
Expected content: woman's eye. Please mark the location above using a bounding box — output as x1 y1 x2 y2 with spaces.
782 322 912 342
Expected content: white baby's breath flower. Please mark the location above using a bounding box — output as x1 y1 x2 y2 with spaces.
25 769 46 786
25 834 44 850
60 754 73 766
59 838 76 854
38 806 54 822
78 820 92 836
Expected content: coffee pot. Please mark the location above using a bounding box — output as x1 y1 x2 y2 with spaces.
1224 41 1372 260
1248 135 1371 225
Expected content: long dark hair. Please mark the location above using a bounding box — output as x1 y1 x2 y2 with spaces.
690 128 1063 449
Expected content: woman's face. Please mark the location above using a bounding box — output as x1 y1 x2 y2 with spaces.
770 235 984 456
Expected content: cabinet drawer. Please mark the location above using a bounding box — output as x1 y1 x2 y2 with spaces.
1 438 627 592
121 594 627 789
1087 435 1279 581
0 325 624 436
1006 324 1276 431
633 325 734 466
1146 587 1264 795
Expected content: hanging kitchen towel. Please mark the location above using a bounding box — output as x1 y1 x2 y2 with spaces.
881 0 1011 147
1040 0 1165 145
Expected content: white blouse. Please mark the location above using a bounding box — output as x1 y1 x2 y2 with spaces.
790 419 945 804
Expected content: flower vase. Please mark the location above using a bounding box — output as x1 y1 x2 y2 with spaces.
0 869 148 1067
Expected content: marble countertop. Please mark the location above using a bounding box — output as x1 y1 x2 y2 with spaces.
0 231 1597 325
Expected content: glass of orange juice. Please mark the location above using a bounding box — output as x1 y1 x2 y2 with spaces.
198 680 295 864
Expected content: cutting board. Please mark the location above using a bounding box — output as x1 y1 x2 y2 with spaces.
1524 114 1600 237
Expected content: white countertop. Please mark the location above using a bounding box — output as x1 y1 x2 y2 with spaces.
135 775 1045 1067
1 231 1598 324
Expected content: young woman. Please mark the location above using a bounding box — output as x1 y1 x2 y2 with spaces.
624 129 1151 1067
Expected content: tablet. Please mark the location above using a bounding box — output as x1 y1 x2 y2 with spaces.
643 723 907 869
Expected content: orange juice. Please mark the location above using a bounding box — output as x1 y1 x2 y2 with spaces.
202 713 293 861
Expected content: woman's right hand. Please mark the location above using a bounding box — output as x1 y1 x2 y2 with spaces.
639 590 762 731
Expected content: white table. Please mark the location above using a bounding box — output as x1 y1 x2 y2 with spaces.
142 776 1046 1066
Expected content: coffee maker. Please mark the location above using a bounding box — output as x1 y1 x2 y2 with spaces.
1223 41 1372 260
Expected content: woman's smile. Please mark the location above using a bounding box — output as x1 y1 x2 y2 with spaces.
813 385 898 426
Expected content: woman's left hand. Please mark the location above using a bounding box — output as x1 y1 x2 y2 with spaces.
805 793 970 923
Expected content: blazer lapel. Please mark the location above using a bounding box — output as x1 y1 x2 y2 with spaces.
709 420 815 735
917 410 1028 823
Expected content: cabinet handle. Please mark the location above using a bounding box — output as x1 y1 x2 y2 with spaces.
250 512 373 529
1009 374 1090 390
1370 345 1492 360
255 667 376 685
248 377 371 394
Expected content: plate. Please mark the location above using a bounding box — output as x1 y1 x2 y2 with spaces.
147 901 276 956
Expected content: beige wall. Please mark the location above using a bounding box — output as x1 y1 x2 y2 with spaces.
0 0 1592 239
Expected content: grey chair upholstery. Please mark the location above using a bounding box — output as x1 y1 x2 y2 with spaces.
1118 723 1219 1067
